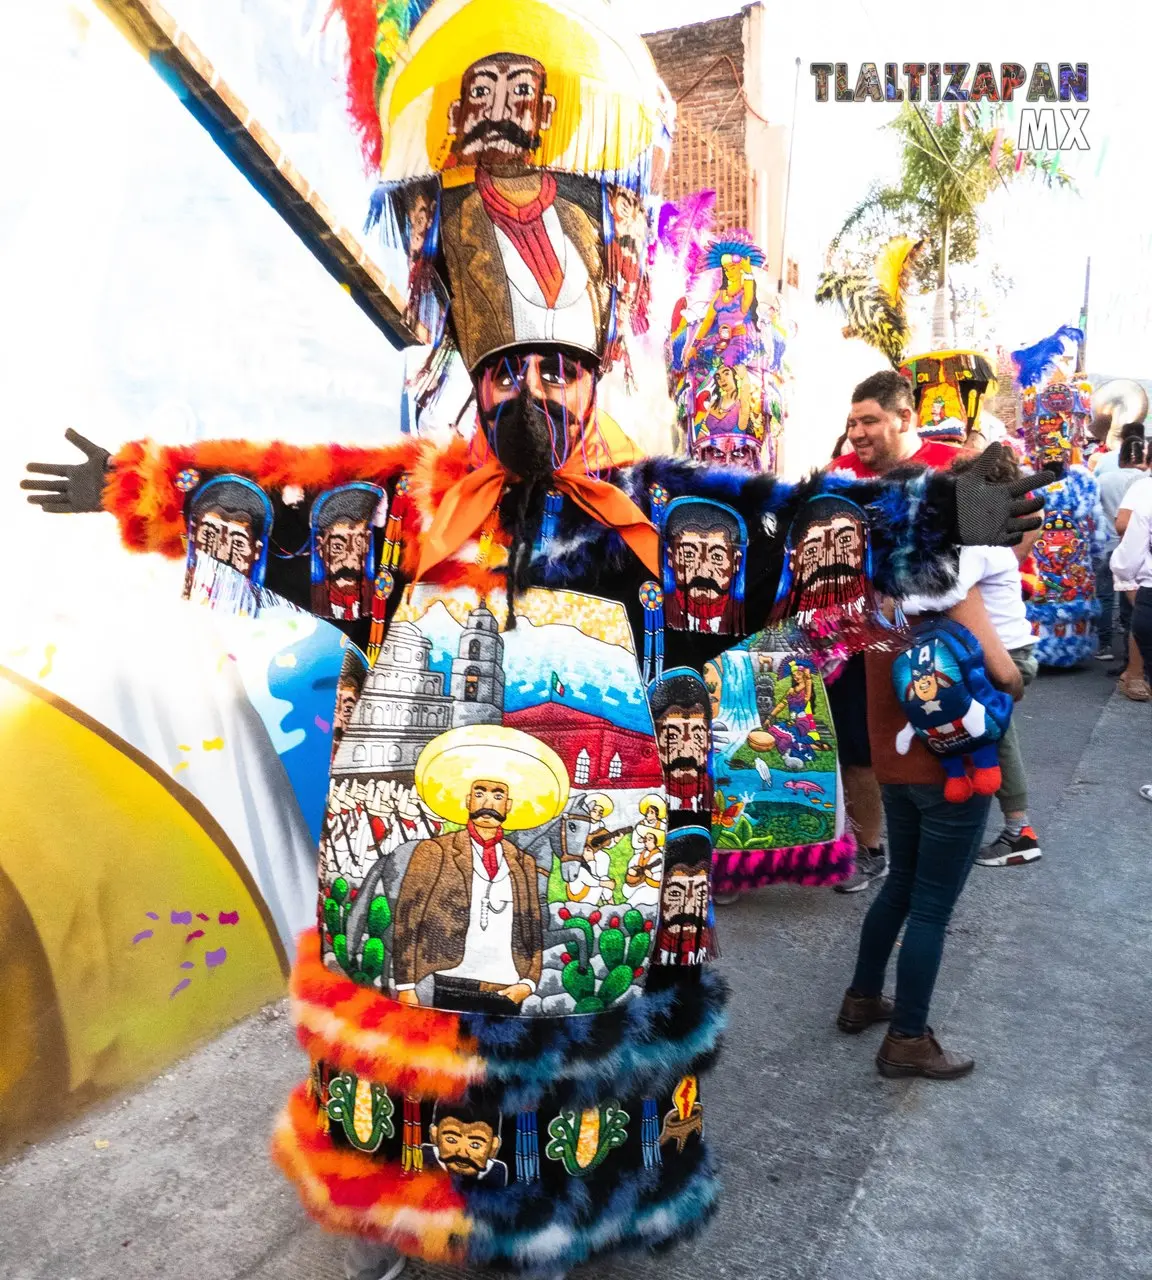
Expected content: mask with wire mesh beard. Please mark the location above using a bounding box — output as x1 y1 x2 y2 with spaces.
481 389 573 627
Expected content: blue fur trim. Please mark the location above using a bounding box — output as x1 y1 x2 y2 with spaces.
461 970 728 1113
1034 625 1097 667
464 1139 719 1273
529 456 961 607
840 468 960 598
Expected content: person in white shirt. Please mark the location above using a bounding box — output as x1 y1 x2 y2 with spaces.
1110 470 1152 800
1095 437 1148 664
1113 452 1152 700
901 450 1043 866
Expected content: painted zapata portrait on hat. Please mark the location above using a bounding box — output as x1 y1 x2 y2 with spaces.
438 51 610 372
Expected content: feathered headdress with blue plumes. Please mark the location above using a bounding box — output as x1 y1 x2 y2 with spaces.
704 230 767 270
1010 325 1083 390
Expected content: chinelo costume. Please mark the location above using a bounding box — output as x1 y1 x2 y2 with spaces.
1012 325 1103 668
22 1 1050 1274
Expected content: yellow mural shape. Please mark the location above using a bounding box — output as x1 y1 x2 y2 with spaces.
0 668 287 1149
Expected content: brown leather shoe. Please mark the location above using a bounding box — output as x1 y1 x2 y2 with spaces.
876 1029 975 1080
836 989 895 1034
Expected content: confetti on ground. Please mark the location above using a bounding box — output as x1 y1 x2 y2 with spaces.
169 978 191 998
196 912 210 921
202 737 224 751
218 911 239 925
132 930 154 944
185 930 205 943
94 1140 110 1150
146 912 159 920
205 948 227 969
315 715 331 732
180 961 195 970
171 911 192 925
39 644 56 679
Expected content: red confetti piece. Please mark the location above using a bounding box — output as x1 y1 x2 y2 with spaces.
196 913 210 921
218 911 239 925
185 930 205 943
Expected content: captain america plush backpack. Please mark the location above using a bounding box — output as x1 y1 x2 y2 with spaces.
891 617 1014 803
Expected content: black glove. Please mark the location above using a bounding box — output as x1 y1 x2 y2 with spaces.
954 443 1052 547
21 429 112 513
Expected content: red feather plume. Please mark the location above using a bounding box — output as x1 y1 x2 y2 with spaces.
327 0 384 172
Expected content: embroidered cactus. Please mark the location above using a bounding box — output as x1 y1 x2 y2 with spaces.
323 875 391 986
557 907 653 1011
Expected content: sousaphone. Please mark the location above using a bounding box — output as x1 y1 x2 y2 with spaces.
1090 379 1148 444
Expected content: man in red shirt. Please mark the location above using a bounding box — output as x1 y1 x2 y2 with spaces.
830 370 963 478
827 371 963 894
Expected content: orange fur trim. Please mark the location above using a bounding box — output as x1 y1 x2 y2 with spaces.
103 437 429 559
291 930 486 1100
272 1085 470 1263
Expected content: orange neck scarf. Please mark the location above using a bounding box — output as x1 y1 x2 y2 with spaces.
416 418 659 581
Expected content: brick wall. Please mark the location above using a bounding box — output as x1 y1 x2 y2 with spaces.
644 13 748 226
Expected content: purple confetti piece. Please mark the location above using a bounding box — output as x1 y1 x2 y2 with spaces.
180 961 195 970
169 978 191 999
205 947 227 969
171 910 192 925
314 715 331 733
145 912 159 920
196 913 210 921
131 930 154 945
185 930 205 943
218 911 239 926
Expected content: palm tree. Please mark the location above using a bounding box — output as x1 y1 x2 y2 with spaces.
827 104 1075 348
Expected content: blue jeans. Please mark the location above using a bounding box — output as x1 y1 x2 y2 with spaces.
850 784 992 1036
1095 546 1117 647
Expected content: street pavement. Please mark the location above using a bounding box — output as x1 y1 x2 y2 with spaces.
2 665 1149 1280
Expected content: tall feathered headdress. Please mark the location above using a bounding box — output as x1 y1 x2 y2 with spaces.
815 237 925 368
1010 325 1083 390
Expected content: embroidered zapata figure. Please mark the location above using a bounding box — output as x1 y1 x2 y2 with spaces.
771 495 895 653
23 0 1052 1272
423 1103 508 1188
654 827 714 966
310 484 383 620
662 497 746 635
649 669 713 814
182 474 272 597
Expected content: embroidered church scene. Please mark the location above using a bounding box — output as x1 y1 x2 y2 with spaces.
321 584 666 1016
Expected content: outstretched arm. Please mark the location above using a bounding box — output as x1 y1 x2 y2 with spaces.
22 432 424 559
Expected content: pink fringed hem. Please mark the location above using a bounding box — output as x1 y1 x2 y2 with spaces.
711 832 858 895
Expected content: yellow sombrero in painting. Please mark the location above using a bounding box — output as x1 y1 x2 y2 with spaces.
415 725 570 830
376 0 667 183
